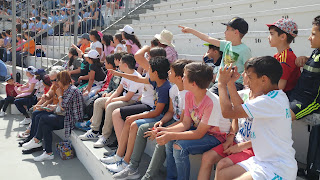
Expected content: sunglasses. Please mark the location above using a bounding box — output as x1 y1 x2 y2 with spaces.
50 79 57 82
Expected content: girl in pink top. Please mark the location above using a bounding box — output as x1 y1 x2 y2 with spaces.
16 34 26 52
121 32 141 55
101 34 115 61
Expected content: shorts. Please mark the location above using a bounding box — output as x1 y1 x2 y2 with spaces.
212 143 254 164
238 156 297 180
120 102 152 120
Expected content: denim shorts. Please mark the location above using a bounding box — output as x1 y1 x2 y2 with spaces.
134 113 164 127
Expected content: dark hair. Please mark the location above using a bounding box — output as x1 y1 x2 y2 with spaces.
1 32 6 37
23 31 30 37
56 10 60 14
5 29 11 35
122 32 141 48
36 16 41 21
32 4 35 8
208 44 223 56
245 56 282 85
114 33 125 44
68 48 78 67
114 51 127 61
312 15 320 31
106 54 116 68
17 34 22 39
171 59 194 77
102 34 114 46
185 62 213 89
269 26 295 44
151 38 159 47
150 47 166 58
42 19 47 24
89 29 101 42
149 56 170 80
57 71 72 86
90 57 103 67
121 54 136 69
43 12 48 18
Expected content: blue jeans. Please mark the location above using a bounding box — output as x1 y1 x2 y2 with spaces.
165 133 221 180
3 50 11 62
134 113 164 127
30 110 52 139
14 96 37 116
35 113 64 153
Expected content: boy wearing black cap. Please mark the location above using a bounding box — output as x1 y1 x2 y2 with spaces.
0 76 20 116
179 17 252 95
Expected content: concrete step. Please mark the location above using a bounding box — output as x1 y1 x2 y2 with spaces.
42 36 79 47
26 56 61 69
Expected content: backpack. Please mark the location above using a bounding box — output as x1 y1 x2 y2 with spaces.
35 49 46 57
306 124 320 179
16 72 21 84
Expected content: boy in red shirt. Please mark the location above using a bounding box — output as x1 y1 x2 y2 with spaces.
267 18 301 92
0 76 20 116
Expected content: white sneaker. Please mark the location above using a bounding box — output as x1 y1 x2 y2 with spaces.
34 152 54 161
20 117 32 125
93 136 110 148
106 160 128 173
112 164 140 179
22 138 42 150
100 154 122 165
79 129 99 140
0 111 5 117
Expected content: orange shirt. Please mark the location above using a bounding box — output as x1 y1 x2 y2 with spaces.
80 43 91 54
23 39 35 55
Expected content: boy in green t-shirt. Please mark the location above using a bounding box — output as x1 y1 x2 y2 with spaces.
179 17 252 95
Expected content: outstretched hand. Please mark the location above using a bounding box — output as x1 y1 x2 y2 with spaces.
107 69 121 76
178 25 193 34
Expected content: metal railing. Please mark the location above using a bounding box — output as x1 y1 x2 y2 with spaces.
1 0 149 81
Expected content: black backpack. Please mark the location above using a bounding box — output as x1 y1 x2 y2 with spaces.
35 49 46 57
306 124 320 179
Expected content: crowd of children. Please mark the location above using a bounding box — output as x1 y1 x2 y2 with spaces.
0 2 320 178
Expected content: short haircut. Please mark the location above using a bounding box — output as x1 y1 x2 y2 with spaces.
121 54 136 69
114 51 127 61
245 56 282 85
106 54 116 68
17 34 22 39
170 59 194 77
312 15 320 31
149 56 170 80
185 62 213 89
151 38 159 47
150 47 166 58
36 16 41 21
269 26 295 44
208 44 223 56
43 12 48 17
5 29 11 35
57 70 72 86
42 19 47 24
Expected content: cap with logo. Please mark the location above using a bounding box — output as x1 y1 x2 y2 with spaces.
80 33 90 40
25 66 37 75
221 17 249 35
119 25 134 35
266 18 298 38
154 29 175 47
84 49 100 59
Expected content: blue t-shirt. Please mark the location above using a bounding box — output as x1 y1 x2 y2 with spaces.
48 17 55 24
0 60 7 77
36 22 42 29
149 79 171 114
32 9 38 16
22 23 27 29
28 23 35 30
54 15 60 22
43 24 54 35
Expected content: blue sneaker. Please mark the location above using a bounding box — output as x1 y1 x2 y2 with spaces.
75 121 91 131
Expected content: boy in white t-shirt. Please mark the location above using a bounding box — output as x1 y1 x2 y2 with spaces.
79 54 144 148
217 56 297 180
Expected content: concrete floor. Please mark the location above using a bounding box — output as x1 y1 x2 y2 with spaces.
0 114 93 180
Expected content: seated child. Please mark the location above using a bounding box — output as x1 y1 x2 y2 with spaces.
198 60 259 180
79 54 144 149
179 17 252 95
0 76 20 116
156 62 231 180
267 18 300 92
102 56 171 173
112 59 192 180
289 16 320 120
217 56 297 180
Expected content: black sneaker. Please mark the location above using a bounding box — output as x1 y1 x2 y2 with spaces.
22 147 43 154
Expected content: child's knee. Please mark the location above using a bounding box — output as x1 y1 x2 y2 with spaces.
216 158 234 171
130 122 138 131
112 108 120 118
173 144 181 150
